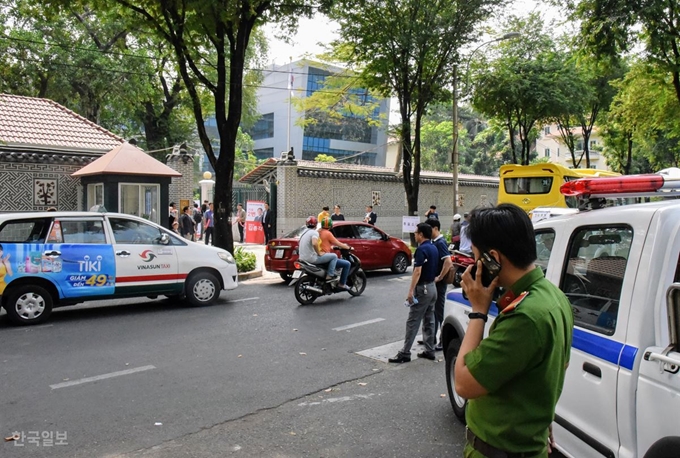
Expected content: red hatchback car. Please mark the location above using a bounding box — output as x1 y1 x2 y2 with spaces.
265 221 412 282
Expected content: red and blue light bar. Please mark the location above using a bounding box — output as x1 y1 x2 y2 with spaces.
561 171 680 198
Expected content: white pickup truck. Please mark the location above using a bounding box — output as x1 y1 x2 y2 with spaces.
442 174 680 458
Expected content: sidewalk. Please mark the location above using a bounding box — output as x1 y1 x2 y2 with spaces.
233 242 269 281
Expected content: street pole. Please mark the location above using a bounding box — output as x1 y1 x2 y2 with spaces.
451 32 520 217
452 66 459 216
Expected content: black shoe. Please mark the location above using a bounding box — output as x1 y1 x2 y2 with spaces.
417 340 424 345
388 353 411 363
434 344 443 352
417 352 436 361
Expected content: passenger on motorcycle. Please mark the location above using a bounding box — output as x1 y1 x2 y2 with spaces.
298 216 340 282
318 216 352 291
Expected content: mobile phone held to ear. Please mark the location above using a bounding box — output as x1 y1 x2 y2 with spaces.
469 252 501 287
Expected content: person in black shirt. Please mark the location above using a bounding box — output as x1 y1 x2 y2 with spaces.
389 223 439 363
330 205 345 221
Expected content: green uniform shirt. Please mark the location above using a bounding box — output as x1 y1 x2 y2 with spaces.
464 267 573 455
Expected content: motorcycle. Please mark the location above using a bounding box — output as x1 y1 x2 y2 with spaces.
290 247 367 305
450 250 475 287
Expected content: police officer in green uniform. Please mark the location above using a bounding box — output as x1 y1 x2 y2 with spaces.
455 204 573 458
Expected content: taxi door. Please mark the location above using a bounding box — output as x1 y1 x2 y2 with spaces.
46 217 116 299
105 216 180 296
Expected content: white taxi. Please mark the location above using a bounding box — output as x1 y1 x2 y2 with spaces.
0 211 238 325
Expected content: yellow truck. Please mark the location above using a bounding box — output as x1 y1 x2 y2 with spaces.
498 163 620 212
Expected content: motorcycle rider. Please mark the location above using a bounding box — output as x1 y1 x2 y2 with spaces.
318 216 352 291
298 216 340 281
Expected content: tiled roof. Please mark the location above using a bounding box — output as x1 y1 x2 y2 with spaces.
72 142 181 177
0 93 124 152
239 158 499 187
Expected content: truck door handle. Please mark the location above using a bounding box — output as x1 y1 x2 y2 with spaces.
116 250 130 257
43 250 61 257
583 362 601 378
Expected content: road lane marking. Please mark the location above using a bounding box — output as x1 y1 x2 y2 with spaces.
50 365 156 389
356 335 438 363
227 297 259 303
9 324 54 332
298 393 375 406
333 318 385 331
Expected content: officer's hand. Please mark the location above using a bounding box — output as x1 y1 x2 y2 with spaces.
460 260 498 314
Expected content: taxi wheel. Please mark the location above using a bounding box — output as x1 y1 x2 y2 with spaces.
186 272 220 307
4 285 54 326
391 252 409 274
445 338 467 424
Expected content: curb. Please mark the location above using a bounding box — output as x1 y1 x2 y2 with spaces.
237 269 263 281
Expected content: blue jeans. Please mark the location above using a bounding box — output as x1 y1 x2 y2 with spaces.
335 258 351 285
313 253 338 278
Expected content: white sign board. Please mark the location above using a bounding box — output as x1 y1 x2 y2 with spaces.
402 216 420 233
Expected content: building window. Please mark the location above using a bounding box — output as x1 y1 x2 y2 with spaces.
87 183 104 210
119 184 160 224
544 148 551 158
590 139 598 149
253 148 274 160
544 126 550 135
249 113 274 140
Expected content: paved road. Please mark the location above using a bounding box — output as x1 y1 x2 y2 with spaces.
1 262 471 458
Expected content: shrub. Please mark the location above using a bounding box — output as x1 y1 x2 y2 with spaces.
234 246 257 272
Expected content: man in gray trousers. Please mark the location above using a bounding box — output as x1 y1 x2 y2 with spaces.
389 222 439 363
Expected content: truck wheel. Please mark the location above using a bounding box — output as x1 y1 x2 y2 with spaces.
445 338 467 423
185 272 220 307
4 285 54 326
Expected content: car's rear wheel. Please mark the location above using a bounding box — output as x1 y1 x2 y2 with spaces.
391 252 409 274
294 275 319 305
280 272 293 284
348 270 367 296
4 285 54 326
185 272 220 307
445 338 467 423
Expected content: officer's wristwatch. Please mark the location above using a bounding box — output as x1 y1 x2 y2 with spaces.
468 312 488 322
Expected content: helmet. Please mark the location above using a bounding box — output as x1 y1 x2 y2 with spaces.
320 216 333 229
305 216 318 228
453 213 461 220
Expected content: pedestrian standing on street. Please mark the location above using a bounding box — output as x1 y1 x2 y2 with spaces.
193 203 203 240
363 205 377 225
389 223 439 363
425 205 439 220
236 203 246 243
318 206 330 224
168 202 178 229
179 206 195 241
459 212 472 253
262 202 274 244
425 218 452 351
455 204 573 458
203 203 214 245
330 204 345 221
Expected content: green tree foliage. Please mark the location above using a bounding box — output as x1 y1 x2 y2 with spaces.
327 0 506 226
0 0 200 155
59 0 319 251
562 0 680 107
314 154 337 162
601 60 680 173
472 14 577 165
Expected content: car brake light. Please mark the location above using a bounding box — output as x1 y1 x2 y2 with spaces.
293 262 301 269
560 174 672 197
